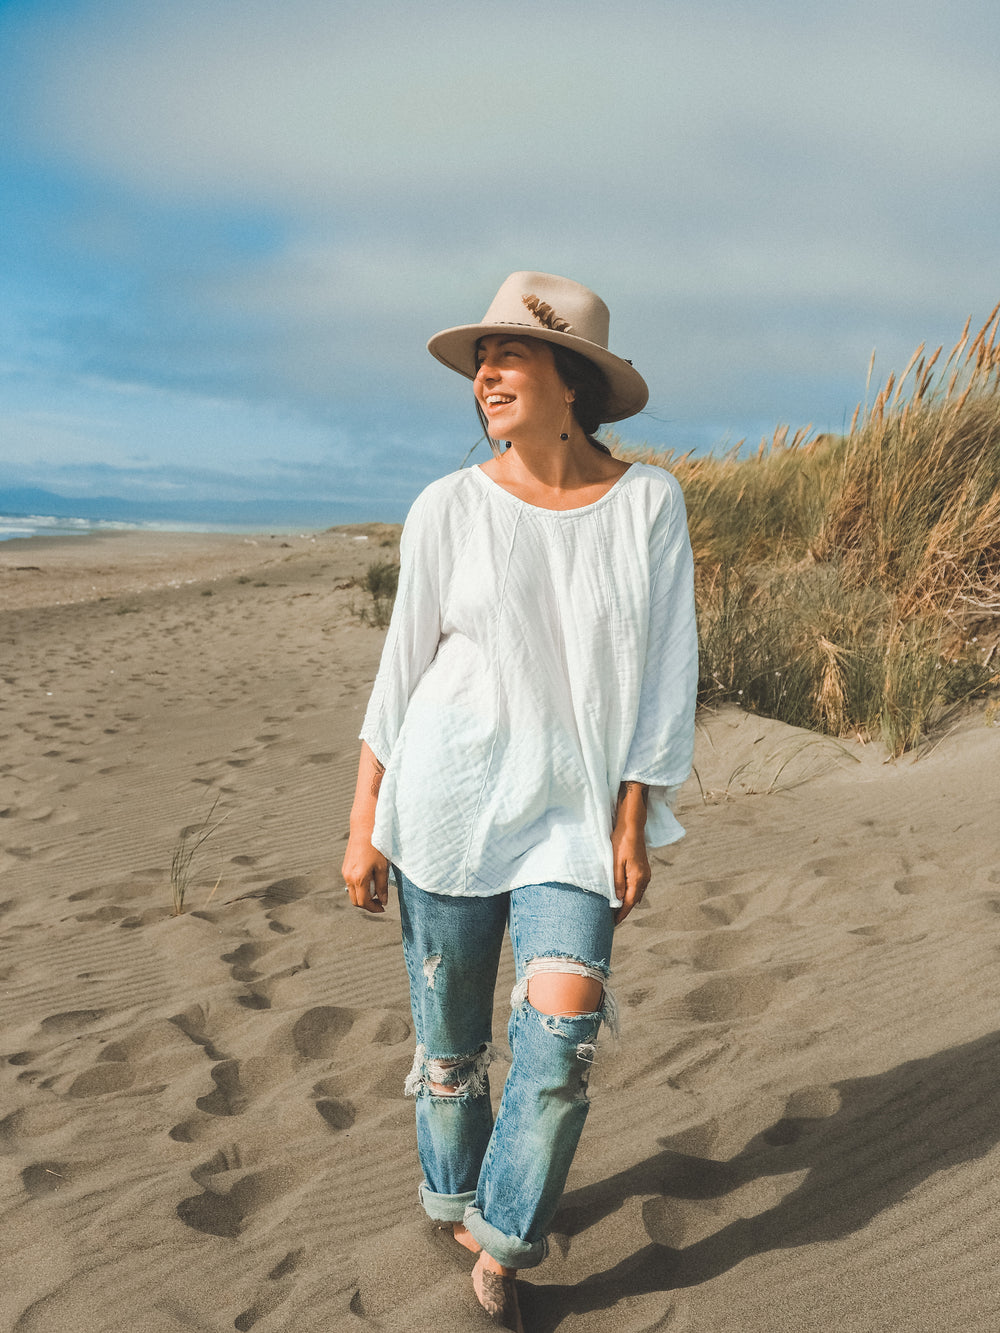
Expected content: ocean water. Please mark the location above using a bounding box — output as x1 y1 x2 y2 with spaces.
0 513 292 544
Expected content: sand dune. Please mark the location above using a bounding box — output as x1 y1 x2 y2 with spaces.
2 530 998 1332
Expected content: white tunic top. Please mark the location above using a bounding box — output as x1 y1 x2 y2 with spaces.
360 461 697 905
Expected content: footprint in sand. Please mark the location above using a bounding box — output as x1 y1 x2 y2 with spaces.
4 801 80 825
66 1062 137 1097
170 1005 229 1062
696 891 752 927
196 1059 252 1116
291 1006 356 1059
169 1118 213 1143
688 929 768 972
197 876 309 937
39 1008 107 1034
251 962 314 1009
632 882 752 934
220 940 312 1009
97 1019 212 1079
222 941 273 982
648 925 770 973
193 1048 291 1118
72 904 135 924
20 1162 72 1197
682 964 808 1024
45 1014 203 1101
67 872 165 913
1 1102 77 1145
314 1095 357 1132
176 1150 298 1238
893 875 933 895
241 876 312 913
234 1249 305 1331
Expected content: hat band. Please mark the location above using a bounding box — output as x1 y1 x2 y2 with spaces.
483 319 607 352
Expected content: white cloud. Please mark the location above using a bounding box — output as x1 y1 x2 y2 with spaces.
14 0 994 348
3 0 1000 499
10 0 1000 211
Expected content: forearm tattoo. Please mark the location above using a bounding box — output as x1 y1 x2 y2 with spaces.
618 781 649 809
370 758 385 799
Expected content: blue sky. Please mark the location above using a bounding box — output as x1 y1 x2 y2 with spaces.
2 0 999 522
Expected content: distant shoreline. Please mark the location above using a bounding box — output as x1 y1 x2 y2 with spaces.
0 487 407 539
0 514 321 545
0 524 401 612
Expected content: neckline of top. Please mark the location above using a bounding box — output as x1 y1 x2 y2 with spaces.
472 462 636 515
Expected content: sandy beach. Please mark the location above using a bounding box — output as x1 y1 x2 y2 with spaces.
2 528 999 1333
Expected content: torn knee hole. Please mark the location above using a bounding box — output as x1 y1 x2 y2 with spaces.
404 1043 494 1098
426 1054 472 1096
521 958 605 1015
528 978 604 1017
510 958 620 1039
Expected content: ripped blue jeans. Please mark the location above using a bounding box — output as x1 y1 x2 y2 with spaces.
396 870 616 1269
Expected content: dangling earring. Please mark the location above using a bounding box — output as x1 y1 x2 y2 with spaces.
559 402 572 442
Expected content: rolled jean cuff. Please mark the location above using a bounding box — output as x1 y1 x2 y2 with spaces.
462 1205 548 1269
418 1182 476 1223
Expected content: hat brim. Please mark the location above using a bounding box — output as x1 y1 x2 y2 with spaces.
427 321 649 423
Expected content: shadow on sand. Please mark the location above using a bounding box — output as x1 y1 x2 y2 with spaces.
527 1029 1000 1329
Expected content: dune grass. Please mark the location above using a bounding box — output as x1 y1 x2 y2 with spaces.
170 793 227 916
354 559 400 629
622 304 1000 755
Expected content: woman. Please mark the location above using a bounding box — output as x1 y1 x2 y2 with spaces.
342 271 697 1330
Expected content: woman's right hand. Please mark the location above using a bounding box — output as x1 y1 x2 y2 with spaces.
342 834 390 913
343 743 391 913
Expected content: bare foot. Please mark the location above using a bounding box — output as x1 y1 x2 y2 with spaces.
472 1252 523 1332
452 1221 482 1254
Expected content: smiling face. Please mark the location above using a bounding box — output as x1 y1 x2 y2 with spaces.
473 335 573 442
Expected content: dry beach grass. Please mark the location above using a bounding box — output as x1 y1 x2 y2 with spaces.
2 434 999 1327
625 305 1000 755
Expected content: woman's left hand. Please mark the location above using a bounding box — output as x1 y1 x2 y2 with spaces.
612 780 651 923
611 822 651 924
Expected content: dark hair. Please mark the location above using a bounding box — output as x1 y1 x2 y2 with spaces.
473 337 614 456
549 344 613 443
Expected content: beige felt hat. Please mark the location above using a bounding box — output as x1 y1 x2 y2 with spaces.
427 271 649 422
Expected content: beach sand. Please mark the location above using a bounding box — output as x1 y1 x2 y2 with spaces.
2 530 998 1332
